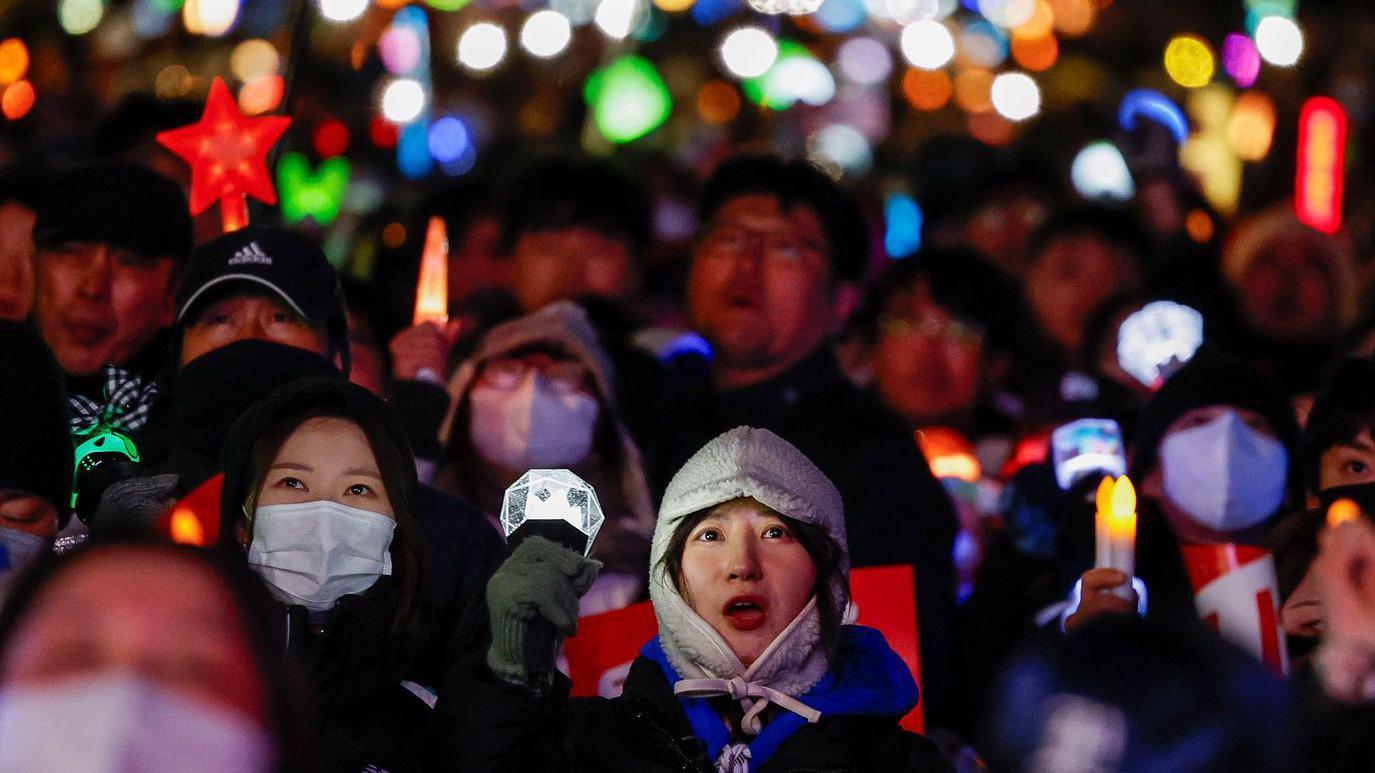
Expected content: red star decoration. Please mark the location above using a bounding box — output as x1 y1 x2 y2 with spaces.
156 77 291 232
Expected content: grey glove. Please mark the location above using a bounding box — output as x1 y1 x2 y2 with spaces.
486 536 602 686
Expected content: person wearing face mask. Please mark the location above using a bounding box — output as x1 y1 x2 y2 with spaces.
0 540 313 773
0 321 73 585
1064 354 1298 661
219 378 434 772
433 301 655 615
455 426 953 772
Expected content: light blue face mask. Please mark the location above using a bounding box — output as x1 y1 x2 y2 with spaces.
0 527 46 577
247 500 395 612
1159 410 1289 532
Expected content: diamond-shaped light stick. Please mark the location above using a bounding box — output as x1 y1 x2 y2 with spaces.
500 469 604 557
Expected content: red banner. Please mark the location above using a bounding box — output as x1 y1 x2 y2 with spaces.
562 564 924 732
1181 544 1287 675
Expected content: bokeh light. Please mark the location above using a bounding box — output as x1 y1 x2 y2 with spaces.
884 193 923 258
1222 33 1260 87
312 119 350 157
809 125 873 178
902 68 952 110
953 68 994 112
1 80 34 120
369 116 399 147
184 0 240 36
1164 34 1214 88
520 10 572 58
1071 140 1135 201
1227 90 1276 161
0 40 28 86
59 0 105 35
427 116 471 163
379 26 423 74
381 78 426 123
457 22 508 71
978 0 1034 29
1254 15 1302 67
990 71 1039 120
230 39 279 82
900 20 955 70
595 0 642 40
1049 0 1092 36
584 55 671 143
318 0 368 22
959 19 1009 69
837 37 893 86
815 0 866 33
238 74 283 114
154 64 193 98
720 27 778 79
1011 31 1057 71
696 80 741 124
653 0 695 12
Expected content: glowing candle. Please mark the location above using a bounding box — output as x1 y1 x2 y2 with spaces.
1327 498 1361 528
1095 475 1137 580
1094 475 1114 569
412 216 449 326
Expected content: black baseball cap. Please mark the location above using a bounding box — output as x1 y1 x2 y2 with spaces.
175 227 350 373
33 162 192 262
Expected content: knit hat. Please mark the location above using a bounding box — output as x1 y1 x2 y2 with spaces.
1129 351 1299 486
0 321 74 526
439 301 654 535
1222 204 1357 329
32 162 192 262
650 427 848 723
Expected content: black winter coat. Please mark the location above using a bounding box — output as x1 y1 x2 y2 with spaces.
452 654 954 773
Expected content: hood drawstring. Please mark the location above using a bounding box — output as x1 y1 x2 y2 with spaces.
714 743 752 773
674 676 822 735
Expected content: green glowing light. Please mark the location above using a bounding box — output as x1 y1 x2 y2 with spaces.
584 55 671 144
277 152 350 226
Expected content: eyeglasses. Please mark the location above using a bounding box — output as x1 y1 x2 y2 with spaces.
478 357 590 394
698 223 827 265
879 314 984 347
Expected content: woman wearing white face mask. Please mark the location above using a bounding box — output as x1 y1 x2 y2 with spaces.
0 541 311 773
219 378 432 772
1065 353 1299 632
434 301 655 615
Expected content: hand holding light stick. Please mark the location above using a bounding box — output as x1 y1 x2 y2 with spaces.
1095 475 1138 599
500 470 605 696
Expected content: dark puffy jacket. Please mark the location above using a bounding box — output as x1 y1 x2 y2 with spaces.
453 626 955 773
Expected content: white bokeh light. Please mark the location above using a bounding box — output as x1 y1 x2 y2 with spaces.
1254 16 1303 67
900 20 955 70
719 27 778 79
594 0 640 40
381 78 426 124
520 11 572 58
318 0 368 22
769 56 836 106
1071 141 1135 202
990 72 1039 120
837 37 893 85
457 22 508 71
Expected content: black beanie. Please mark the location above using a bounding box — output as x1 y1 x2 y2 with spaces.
0 321 74 526
1129 351 1299 485
33 162 192 262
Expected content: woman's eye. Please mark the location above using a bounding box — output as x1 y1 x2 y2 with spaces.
763 525 789 539
695 529 721 542
279 477 305 490
347 484 373 496
1345 460 1368 475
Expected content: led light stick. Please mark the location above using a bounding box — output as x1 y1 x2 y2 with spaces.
1295 96 1346 235
500 470 605 695
412 216 449 326
156 77 291 233
1094 475 1137 599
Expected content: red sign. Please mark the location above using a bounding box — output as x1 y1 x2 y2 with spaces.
1181 543 1287 675
563 564 924 732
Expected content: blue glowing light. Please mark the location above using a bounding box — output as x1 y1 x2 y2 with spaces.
1118 88 1189 144
427 116 470 163
884 194 923 258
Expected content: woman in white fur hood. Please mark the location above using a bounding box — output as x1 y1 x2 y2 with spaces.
454 426 953 773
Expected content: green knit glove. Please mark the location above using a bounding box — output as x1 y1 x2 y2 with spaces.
486 536 602 686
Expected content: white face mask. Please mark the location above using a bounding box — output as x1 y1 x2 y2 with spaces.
468 373 600 470
1159 410 1289 532
247 500 395 612
0 672 273 773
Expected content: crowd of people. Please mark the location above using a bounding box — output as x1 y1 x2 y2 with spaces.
1 139 1375 772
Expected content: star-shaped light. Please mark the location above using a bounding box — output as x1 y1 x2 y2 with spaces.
156 77 291 232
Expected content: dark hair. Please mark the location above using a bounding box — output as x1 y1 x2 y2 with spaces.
499 155 650 255
219 379 427 637
0 539 317 773
0 162 46 210
698 154 869 283
1301 358 1375 492
1028 205 1150 270
846 247 1026 353
656 499 850 665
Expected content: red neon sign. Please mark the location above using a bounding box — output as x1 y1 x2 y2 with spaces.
1295 96 1346 234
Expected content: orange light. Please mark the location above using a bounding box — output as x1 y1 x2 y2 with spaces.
382 221 407 249
915 427 981 483
1328 498 1361 528
0 39 28 86
902 68 952 111
968 111 1015 146
1 80 34 120
1095 475 1137 574
1227 91 1276 162
1185 208 1214 243
170 506 207 546
1050 0 1093 37
1295 96 1346 234
413 216 449 326
1013 0 1055 39
697 81 741 126
1011 31 1058 72
954 69 994 113
238 74 284 115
